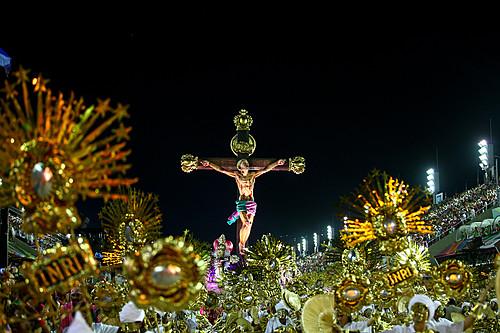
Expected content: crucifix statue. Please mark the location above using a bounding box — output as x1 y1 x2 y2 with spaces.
181 109 305 255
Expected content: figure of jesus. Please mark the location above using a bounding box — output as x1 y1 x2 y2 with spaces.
200 158 286 255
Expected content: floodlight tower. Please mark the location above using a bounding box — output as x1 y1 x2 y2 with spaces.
313 233 318 253
327 225 333 246
478 139 495 184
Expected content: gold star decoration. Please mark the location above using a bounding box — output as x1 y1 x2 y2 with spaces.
113 122 132 141
114 103 129 120
95 98 111 117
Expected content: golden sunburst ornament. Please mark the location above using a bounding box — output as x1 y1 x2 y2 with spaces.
340 248 368 276
435 259 472 299
91 279 128 325
395 240 431 272
334 274 372 313
0 67 137 235
123 236 207 312
245 234 296 273
100 187 163 265
340 170 433 253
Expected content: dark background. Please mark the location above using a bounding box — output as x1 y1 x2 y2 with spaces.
2 32 499 247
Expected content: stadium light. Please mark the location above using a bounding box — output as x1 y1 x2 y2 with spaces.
327 225 333 245
426 168 435 194
478 139 489 171
301 237 307 256
313 233 318 253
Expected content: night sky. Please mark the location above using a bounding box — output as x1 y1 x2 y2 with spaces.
3 32 499 247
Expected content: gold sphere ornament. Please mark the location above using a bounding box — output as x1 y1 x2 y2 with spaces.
230 134 257 156
123 236 207 312
0 67 137 235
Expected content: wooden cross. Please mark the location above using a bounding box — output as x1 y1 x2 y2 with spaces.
181 109 304 253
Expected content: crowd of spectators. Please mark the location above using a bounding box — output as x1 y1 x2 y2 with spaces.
414 183 500 246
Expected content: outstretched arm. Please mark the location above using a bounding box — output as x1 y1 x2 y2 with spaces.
254 159 286 178
463 290 489 330
201 160 236 178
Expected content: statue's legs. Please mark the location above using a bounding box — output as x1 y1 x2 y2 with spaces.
238 212 254 254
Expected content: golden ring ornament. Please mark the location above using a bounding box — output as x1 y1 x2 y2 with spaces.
239 286 257 306
123 236 207 312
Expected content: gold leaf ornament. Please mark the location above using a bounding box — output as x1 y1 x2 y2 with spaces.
288 156 306 174
180 154 199 173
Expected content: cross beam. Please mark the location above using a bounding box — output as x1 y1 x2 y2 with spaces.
181 109 304 254
197 158 290 171
181 155 305 174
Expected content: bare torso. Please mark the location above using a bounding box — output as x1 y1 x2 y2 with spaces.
235 172 256 200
